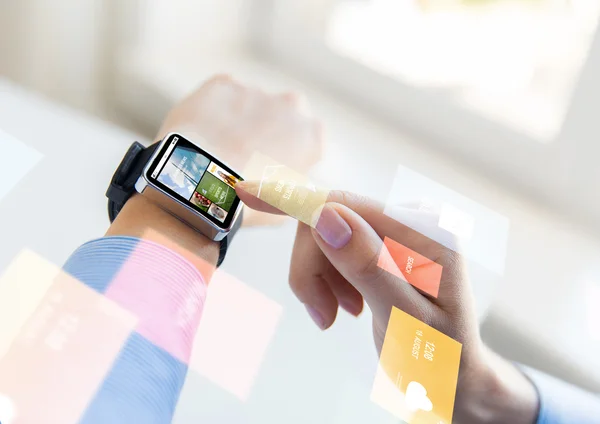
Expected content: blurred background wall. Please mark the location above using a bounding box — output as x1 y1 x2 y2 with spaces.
1 0 599 232
0 0 251 118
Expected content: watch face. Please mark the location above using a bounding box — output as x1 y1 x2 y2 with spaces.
146 134 243 229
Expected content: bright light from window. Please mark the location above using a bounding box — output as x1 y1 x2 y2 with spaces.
326 0 600 140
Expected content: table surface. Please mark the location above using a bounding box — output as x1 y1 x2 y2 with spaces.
1 71 599 423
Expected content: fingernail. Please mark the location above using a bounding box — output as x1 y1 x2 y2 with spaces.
315 205 352 249
305 305 326 330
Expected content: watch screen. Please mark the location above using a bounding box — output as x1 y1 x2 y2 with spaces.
146 134 243 229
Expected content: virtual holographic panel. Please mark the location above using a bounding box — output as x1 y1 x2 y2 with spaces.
377 236 443 298
104 241 207 365
0 129 43 202
0 250 137 424
243 151 330 228
371 307 462 424
384 165 509 275
189 268 283 401
0 250 58 359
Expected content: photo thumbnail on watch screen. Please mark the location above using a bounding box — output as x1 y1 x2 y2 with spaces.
155 138 241 223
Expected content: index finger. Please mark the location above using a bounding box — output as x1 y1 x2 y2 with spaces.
236 181 286 215
237 181 467 304
237 181 404 239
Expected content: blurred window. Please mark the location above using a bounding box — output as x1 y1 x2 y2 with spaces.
251 0 600 223
324 0 600 140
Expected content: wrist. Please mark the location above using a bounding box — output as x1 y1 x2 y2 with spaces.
106 194 220 281
454 345 540 424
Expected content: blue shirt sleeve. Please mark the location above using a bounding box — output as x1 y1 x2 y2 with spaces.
521 366 600 424
62 236 208 424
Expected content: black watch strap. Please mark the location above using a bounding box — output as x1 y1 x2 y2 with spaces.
106 141 241 267
106 142 159 222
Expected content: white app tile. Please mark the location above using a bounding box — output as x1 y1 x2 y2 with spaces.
384 165 509 275
438 202 475 240
0 129 43 203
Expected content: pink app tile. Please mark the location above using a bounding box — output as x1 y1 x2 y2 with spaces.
189 269 283 401
105 244 207 364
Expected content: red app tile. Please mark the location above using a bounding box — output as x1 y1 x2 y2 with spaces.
378 237 443 298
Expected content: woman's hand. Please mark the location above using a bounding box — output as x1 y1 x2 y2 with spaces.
158 74 323 173
236 186 540 424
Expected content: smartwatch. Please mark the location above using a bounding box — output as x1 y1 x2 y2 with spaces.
106 132 244 267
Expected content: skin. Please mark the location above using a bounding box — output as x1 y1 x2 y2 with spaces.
108 74 540 424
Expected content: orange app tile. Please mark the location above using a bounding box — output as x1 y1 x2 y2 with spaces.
0 254 137 424
377 236 443 298
371 307 462 424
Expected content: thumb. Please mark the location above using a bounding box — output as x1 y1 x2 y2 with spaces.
311 203 427 322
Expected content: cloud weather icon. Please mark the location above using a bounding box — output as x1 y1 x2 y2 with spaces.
404 381 433 412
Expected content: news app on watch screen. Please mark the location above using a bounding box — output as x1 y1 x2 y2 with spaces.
148 135 243 227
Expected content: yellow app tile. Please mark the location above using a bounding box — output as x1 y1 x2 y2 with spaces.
371 307 462 424
0 250 60 359
243 152 329 227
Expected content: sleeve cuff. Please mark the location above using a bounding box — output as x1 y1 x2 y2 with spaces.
63 236 207 294
63 235 208 363
520 365 600 424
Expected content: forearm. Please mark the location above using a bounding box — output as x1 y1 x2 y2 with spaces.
62 193 218 422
